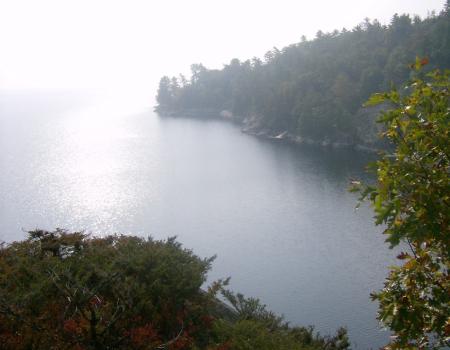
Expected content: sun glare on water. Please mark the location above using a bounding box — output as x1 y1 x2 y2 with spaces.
39 93 155 232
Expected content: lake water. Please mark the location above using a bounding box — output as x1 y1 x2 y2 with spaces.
0 91 397 349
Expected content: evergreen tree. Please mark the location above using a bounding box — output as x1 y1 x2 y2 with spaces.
156 76 172 108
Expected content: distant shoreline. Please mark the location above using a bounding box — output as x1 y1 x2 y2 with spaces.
155 106 380 153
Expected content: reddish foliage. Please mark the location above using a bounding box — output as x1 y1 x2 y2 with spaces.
420 57 429 66
396 252 410 260
64 319 82 335
129 323 159 347
201 314 215 328
170 333 194 350
89 296 103 308
0 331 21 349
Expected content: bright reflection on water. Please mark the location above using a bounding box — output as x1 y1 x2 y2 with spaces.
0 91 397 349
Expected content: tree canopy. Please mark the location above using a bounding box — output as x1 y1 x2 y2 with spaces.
156 7 450 147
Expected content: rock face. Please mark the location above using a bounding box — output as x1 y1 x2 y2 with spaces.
219 110 233 119
237 109 384 152
155 107 222 119
155 106 385 152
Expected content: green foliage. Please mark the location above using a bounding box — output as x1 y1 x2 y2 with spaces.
0 230 215 349
157 76 173 107
209 290 350 350
357 63 450 348
156 7 450 146
0 230 350 350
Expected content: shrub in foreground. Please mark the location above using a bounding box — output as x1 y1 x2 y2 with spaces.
0 229 349 349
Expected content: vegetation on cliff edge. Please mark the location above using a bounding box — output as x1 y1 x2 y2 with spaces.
0 229 349 349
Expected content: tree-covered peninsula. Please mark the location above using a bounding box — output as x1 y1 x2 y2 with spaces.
156 5 450 149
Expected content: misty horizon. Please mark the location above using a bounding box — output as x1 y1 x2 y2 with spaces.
0 0 444 101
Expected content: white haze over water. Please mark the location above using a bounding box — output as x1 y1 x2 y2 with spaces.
0 0 445 107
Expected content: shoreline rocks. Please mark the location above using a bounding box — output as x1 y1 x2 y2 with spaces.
155 107 380 153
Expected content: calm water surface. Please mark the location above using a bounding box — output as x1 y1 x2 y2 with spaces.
0 91 397 349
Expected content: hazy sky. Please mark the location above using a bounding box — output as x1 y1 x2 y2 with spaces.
0 0 444 98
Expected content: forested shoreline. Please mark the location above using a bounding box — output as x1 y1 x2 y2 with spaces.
156 6 449 149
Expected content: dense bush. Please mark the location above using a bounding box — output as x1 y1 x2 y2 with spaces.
0 230 349 349
0 230 216 349
211 291 349 350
